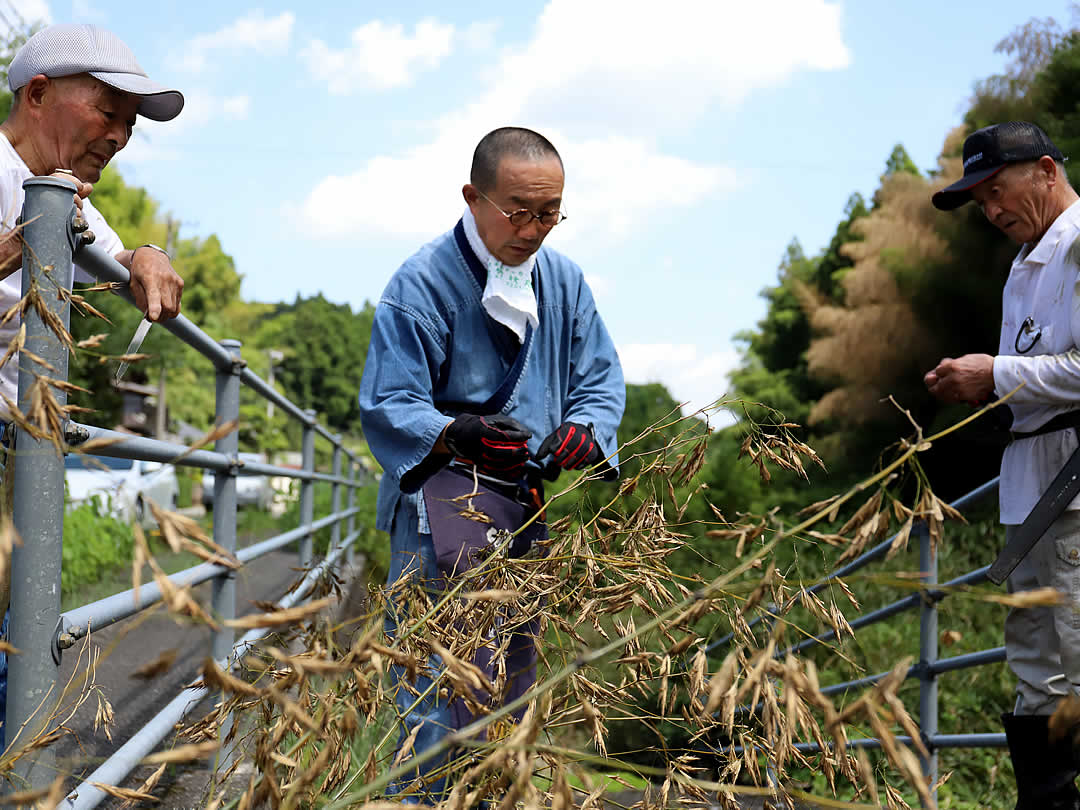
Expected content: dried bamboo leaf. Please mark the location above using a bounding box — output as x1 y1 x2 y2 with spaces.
142 741 220 765
224 597 331 629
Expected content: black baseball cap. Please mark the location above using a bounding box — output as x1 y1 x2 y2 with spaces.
931 121 1064 211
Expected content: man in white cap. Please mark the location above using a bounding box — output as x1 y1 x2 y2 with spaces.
0 23 185 318
0 23 186 748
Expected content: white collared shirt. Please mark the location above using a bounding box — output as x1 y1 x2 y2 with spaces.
0 137 123 415
994 198 1080 523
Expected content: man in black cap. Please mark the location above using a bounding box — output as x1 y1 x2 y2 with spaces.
927 121 1080 808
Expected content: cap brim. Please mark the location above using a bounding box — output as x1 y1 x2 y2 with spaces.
89 70 184 122
931 165 1004 211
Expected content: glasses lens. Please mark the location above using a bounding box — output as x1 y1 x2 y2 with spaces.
508 210 535 227
539 212 563 227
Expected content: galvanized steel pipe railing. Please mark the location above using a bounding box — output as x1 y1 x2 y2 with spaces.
61 531 360 810
4 177 368 798
7 177 79 786
56 506 361 646
711 477 1010 808
299 410 316 569
703 477 1001 657
917 521 939 799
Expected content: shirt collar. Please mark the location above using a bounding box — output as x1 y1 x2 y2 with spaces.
1020 198 1080 266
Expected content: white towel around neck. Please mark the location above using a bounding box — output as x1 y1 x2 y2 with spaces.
462 207 538 342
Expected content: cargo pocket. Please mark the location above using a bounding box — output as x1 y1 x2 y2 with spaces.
1055 535 1080 629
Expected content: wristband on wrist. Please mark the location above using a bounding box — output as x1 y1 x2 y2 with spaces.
137 243 169 258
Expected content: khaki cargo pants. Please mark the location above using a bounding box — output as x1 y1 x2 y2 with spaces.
1005 510 1080 714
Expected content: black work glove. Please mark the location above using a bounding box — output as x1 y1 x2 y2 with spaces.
443 414 531 477
536 421 603 470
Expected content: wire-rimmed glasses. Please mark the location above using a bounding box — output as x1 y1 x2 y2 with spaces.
476 189 567 229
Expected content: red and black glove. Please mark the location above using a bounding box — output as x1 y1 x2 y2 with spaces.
443 414 531 477
536 422 602 470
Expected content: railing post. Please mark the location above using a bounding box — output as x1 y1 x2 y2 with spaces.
6 178 78 785
211 340 241 660
299 410 316 569
345 454 357 568
918 521 938 805
210 339 241 773
330 439 342 561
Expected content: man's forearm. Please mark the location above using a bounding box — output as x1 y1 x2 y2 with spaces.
0 235 22 282
113 248 134 269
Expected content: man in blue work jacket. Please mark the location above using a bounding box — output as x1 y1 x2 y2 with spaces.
358 127 625 802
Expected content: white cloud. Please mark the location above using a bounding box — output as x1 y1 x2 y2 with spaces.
515 0 849 136
295 130 732 241
301 18 455 94
461 20 499 51
619 342 741 418
584 273 612 298
174 10 295 72
71 0 105 22
5 0 50 25
114 91 251 164
295 0 847 241
222 95 251 120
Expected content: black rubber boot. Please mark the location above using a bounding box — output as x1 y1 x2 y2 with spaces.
1003 712 1080 809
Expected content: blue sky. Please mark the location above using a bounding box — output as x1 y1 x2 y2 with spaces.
8 0 1078 414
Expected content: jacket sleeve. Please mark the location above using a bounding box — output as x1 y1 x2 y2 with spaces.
357 299 454 494
562 280 625 478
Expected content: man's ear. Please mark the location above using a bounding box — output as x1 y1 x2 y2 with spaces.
462 183 478 204
1040 155 1060 188
22 75 51 110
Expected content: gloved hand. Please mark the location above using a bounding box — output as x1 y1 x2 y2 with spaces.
536 422 603 470
443 414 531 476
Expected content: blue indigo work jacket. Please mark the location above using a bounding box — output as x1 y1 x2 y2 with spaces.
358 220 626 533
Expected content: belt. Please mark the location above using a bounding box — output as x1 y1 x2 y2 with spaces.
1010 410 1080 441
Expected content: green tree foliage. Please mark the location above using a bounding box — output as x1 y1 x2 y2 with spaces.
1030 30 1080 186
727 13 1080 499
620 382 687 453
66 168 247 430
882 143 921 180
965 15 1068 132
0 14 41 121
730 193 867 433
255 294 375 435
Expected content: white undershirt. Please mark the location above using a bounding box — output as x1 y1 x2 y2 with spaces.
0 137 124 415
462 207 538 342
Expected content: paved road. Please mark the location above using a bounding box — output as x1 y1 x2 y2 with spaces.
47 548 306 809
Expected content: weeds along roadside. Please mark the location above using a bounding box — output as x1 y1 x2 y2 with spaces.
1 393 1031 810
140 399 1031 810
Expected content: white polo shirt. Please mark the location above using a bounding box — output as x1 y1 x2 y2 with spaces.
993 199 1080 524
0 136 123 415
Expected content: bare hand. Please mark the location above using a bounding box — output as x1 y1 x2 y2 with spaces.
129 247 183 321
924 354 995 405
50 169 91 214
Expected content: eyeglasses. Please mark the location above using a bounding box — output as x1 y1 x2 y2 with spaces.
1015 316 1042 354
476 189 567 229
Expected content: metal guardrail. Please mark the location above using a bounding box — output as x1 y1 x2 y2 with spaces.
708 476 1005 807
4 177 367 806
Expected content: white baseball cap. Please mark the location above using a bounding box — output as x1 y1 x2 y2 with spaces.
8 24 183 122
